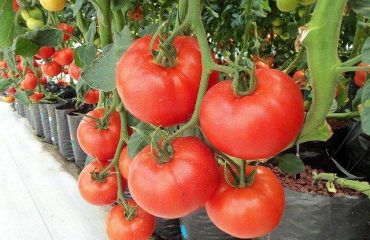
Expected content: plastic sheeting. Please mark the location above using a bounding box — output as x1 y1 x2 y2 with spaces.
67 113 86 168
46 103 63 146
30 104 44 137
55 105 75 161
38 104 52 143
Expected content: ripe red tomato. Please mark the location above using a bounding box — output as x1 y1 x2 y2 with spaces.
206 166 285 239
53 48 74 66
118 146 131 180
292 69 307 88
0 60 8 69
41 61 62 77
106 200 155 240
21 73 38 91
15 55 21 62
29 92 44 102
200 69 304 160
255 61 270 69
40 76 48 85
2 72 9 79
8 86 16 96
58 23 74 42
57 78 68 86
77 109 121 163
13 0 20 12
69 62 81 80
354 63 368 87
128 137 220 218
84 89 99 104
35 47 55 59
116 36 202 126
78 161 124 205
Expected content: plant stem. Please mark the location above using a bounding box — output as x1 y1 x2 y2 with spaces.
95 0 113 47
283 50 305 74
327 111 360 119
337 66 370 73
76 11 88 40
313 172 370 198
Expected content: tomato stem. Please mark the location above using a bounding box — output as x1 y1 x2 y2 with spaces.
341 55 362 67
336 66 370 73
326 111 360 119
94 0 113 47
283 49 305 75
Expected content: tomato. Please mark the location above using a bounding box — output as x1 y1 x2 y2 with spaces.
77 109 121 163
57 78 67 86
69 62 81 80
106 200 155 240
200 69 304 160
206 166 285 239
277 0 299 12
12 0 20 12
39 0 66 12
127 6 144 21
0 61 8 69
1 96 15 103
8 87 16 96
354 63 368 87
53 48 74 66
26 18 45 30
292 69 307 88
40 76 48 85
21 73 38 91
128 137 219 218
29 92 44 102
36 47 55 59
15 55 21 62
271 17 282 27
273 27 283 35
2 72 9 79
41 61 62 77
118 146 131 180
78 161 124 206
116 36 202 126
255 61 270 70
58 23 74 42
84 89 99 105
299 0 317 5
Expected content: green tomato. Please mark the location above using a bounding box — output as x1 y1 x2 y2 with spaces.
271 17 283 27
26 18 44 30
20 9 31 21
298 8 305 18
94 38 101 48
28 8 43 20
273 27 283 35
280 32 291 40
276 0 299 12
299 0 317 5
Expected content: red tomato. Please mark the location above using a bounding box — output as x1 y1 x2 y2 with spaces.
58 23 74 42
15 55 21 62
8 87 16 96
354 63 368 87
84 89 99 104
57 78 68 86
41 61 62 77
128 137 220 218
255 61 270 69
118 146 131 180
206 166 285 239
21 73 38 91
2 72 9 79
53 48 74 66
0 61 8 69
116 36 202 126
106 200 155 240
200 69 304 160
29 92 44 102
292 69 307 88
77 109 121 163
40 76 48 85
69 62 81 80
36 47 55 59
13 0 20 12
78 161 124 205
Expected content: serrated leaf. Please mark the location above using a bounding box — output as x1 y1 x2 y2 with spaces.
13 38 39 57
33 29 64 46
278 153 305 175
349 0 370 18
4 48 16 72
15 91 30 106
74 44 96 69
361 79 370 134
81 27 133 91
0 0 15 48
0 79 11 92
361 37 370 64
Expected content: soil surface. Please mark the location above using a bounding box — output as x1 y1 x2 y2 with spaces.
269 164 366 197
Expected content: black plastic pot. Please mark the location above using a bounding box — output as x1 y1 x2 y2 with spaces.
67 112 87 168
30 104 44 137
155 218 182 240
38 104 53 143
55 103 75 161
260 189 370 240
46 103 63 146
180 208 235 240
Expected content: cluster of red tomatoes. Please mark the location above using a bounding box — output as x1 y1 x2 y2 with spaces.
76 35 306 239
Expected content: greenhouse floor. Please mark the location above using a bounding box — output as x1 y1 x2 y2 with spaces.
0 103 109 240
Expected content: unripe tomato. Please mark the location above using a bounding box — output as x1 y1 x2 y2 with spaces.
21 73 38 91
299 0 317 5
41 61 62 77
28 8 43 20
68 62 80 80
277 0 299 12
40 0 66 12
21 9 31 21
29 92 44 102
271 17 282 27
298 8 305 18
26 18 44 30
53 48 74 66
35 47 55 59
84 89 99 104
273 27 283 35
58 23 74 42
354 63 368 87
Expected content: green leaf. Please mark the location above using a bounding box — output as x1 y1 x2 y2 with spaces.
81 27 133 91
297 121 333 143
277 153 305 175
86 21 96 44
138 23 160 37
349 0 370 18
13 38 39 57
0 79 11 92
74 44 96 69
361 79 370 134
361 37 370 64
0 0 15 48
353 87 363 109
84 156 95 167
73 0 85 17
127 132 149 159
4 48 17 72
33 29 64 46
15 91 30 106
